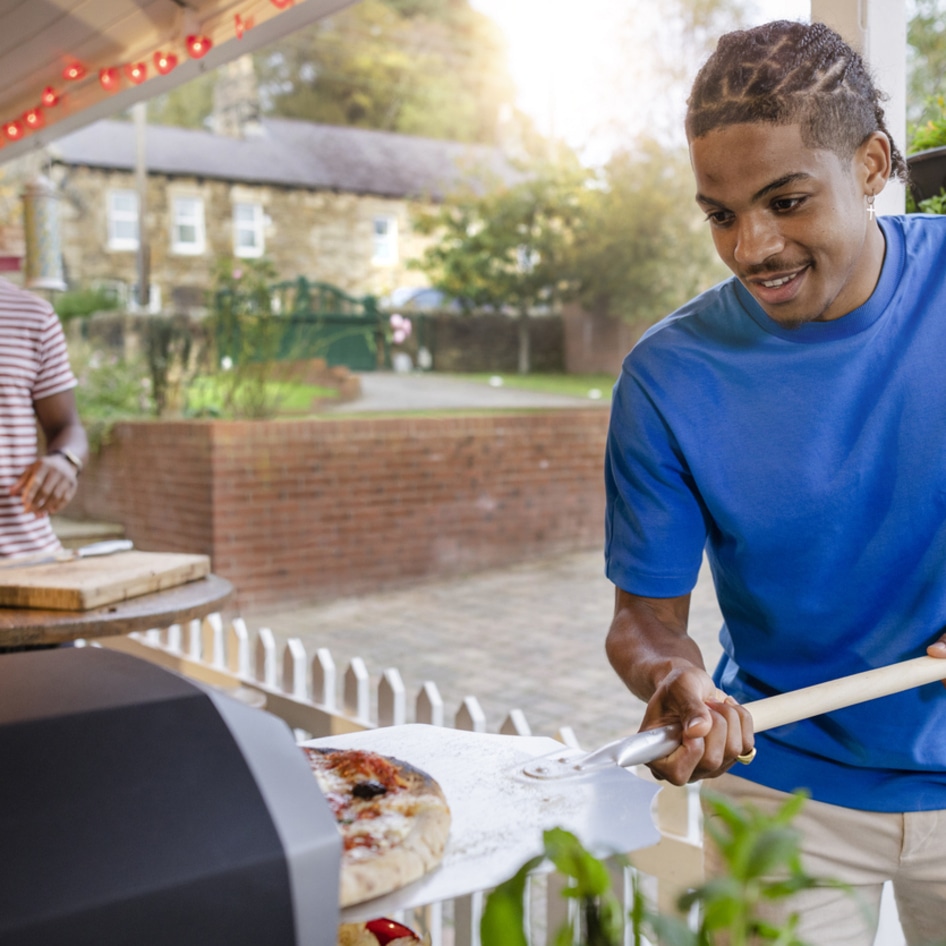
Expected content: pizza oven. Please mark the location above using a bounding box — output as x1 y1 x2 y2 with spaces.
0 646 341 946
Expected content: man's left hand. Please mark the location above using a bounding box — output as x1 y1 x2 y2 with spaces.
927 635 946 689
10 455 78 517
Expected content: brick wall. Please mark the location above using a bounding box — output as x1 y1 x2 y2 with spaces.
72 411 611 612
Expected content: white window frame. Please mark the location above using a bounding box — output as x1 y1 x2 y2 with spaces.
233 201 265 258
107 189 139 251
171 195 206 255
372 215 398 265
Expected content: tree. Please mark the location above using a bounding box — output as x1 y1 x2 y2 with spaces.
143 0 522 145
908 0 946 132
146 72 216 129
255 0 518 144
571 140 728 333
411 138 731 372
411 150 590 373
605 0 752 147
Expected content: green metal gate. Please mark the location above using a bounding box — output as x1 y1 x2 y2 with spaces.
214 277 386 372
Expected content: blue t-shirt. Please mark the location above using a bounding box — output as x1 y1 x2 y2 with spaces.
605 214 946 812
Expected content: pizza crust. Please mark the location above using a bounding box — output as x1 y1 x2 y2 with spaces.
339 799 451 906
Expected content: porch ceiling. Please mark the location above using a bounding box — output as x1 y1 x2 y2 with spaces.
0 0 355 165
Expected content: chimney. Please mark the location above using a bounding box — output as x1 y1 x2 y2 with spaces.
211 55 263 138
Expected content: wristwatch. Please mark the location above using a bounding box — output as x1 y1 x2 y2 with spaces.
51 447 82 475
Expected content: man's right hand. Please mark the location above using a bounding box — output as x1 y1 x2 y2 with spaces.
606 586 755 785
640 664 754 784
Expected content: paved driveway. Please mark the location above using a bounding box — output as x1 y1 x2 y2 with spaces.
324 371 612 413
244 551 723 753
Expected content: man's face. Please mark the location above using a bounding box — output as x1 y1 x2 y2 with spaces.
689 122 886 328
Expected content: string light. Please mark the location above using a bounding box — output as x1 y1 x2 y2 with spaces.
125 62 148 84
234 14 254 39
185 34 213 58
99 66 120 91
3 2 298 144
153 51 178 75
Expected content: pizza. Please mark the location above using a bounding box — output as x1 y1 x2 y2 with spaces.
303 747 451 907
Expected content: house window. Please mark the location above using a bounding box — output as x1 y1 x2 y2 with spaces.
372 215 398 265
107 190 139 251
233 202 264 258
171 196 205 255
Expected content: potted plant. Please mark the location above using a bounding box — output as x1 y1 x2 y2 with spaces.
907 96 946 213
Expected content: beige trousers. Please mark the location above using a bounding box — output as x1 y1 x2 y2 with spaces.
702 773 946 946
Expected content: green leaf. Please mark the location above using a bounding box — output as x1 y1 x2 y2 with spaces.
480 855 544 946
542 828 611 898
745 828 803 879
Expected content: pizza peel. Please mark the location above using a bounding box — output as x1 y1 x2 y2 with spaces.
522 654 946 779
303 725 662 923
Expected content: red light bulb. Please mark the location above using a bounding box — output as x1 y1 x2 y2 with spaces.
24 108 43 129
4 120 24 141
41 87 59 107
185 34 212 59
271 0 294 7
99 67 120 91
235 14 254 38
153 51 178 75
124 62 147 84
62 63 86 81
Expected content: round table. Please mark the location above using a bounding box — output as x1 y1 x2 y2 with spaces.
0 575 234 648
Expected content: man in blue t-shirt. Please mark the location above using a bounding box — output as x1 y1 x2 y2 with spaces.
605 19 946 945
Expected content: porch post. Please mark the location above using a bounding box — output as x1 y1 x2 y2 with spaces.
810 0 907 214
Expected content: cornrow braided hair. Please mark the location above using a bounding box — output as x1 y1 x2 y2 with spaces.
686 20 908 182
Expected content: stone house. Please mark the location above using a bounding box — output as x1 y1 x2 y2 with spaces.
44 71 509 313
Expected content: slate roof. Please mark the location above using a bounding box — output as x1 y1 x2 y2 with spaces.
50 118 511 201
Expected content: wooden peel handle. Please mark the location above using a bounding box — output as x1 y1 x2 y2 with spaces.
746 656 946 733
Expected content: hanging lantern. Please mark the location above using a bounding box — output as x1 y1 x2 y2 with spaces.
62 63 86 81
41 87 59 108
153 51 178 75
124 62 147 84
185 34 212 58
22 175 66 291
99 67 120 91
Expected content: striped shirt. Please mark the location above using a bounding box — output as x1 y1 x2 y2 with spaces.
0 279 77 557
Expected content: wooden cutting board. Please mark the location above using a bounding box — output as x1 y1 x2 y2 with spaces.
0 551 211 611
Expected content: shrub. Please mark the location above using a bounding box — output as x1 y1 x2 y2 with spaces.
482 791 849 946
54 286 121 322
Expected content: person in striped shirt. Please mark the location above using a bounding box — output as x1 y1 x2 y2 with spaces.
0 277 87 558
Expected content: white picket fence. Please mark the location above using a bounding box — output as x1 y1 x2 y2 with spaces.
97 614 704 946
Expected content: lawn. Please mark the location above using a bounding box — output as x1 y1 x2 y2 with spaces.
453 372 617 400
